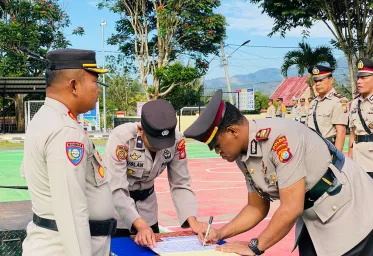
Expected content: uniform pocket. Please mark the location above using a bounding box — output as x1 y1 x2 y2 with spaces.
91 153 108 187
312 182 351 223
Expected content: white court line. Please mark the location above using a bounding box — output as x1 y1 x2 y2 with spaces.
157 177 245 183
163 218 272 229
205 167 241 174
157 186 246 194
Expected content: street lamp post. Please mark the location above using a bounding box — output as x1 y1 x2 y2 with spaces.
220 40 251 105
100 19 107 133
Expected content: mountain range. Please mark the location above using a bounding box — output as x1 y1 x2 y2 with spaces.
203 57 349 96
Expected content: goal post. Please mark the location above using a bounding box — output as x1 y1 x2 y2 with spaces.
25 100 45 130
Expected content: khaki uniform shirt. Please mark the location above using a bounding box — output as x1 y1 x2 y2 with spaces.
298 105 308 123
103 123 197 230
21 97 114 256
275 104 286 118
349 94 373 172
236 118 373 256
291 105 299 121
266 105 276 118
306 89 348 138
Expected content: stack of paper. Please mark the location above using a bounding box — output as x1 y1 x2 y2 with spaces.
151 236 238 256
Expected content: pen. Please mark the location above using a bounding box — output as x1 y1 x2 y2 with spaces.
203 216 214 246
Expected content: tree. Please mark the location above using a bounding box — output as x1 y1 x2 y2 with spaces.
0 0 84 131
99 0 226 100
250 0 373 94
281 42 336 97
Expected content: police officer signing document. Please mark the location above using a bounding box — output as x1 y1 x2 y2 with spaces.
306 65 348 152
21 49 116 256
103 99 206 247
349 58 373 176
184 89 373 256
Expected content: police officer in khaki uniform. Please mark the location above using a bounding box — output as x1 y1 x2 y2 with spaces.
348 58 373 177
21 49 116 256
306 65 348 151
291 97 299 121
275 98 286 118
103 99 206 248
298 98 308 124
183 89 373 256
266 99 276 118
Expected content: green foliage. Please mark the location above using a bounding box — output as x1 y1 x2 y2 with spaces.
162 79 204 111
281 42 336 77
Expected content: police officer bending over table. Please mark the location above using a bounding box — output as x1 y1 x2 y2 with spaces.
21 49 116 256
349 58 373 177
103 99 206 248
184 89 373 256
306 65 348 151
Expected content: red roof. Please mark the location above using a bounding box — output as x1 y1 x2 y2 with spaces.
270 76 309 106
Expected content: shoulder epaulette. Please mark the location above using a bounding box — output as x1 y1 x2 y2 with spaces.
256 128 271 141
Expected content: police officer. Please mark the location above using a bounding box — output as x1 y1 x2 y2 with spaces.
103 99 206 248
183 89 373 256
306 65 348 151
275 98 286 118
298 98 308 124
348 58 373 176
291 97 299 121
266 99 276 118
21 49 116 256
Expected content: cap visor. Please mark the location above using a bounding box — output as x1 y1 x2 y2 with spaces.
84 67 108 74
356 72 373 77
147 134 175 149
313 75 329 81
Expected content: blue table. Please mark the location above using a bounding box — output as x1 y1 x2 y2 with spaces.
111 238 226 256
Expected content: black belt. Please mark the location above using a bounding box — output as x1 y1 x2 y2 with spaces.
304 138 345 210
33 214 117 236
355 134 373 143
129 185 154 202
325 136 336 144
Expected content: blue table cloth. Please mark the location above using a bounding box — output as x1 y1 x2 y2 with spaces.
111 237 226 256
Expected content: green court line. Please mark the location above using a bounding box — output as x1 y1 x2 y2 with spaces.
0 140 350 203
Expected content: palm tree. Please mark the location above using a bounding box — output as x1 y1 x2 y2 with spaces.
281 42 336 98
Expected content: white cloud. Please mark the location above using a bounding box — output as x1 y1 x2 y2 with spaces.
218 1 334 39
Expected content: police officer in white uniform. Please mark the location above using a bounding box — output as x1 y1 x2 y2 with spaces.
21 49 116 256
103 99 206 248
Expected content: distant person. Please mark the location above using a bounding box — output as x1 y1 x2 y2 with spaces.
348 58 373 176
306 65 348 151
266 99 276 118
291 97 299 121
275 98 286 118
298 98 308 124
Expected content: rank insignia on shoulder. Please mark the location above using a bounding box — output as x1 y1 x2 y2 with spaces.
98 166 105 178
116 145 128 162
250 139 257 154
136 136 144 148
66 142 84 166
256 128 271 141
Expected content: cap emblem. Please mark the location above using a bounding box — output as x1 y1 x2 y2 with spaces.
312 67 320 75
162 130 169 136
358 60 364 70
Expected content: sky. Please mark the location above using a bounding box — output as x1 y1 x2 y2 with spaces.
64 0 345 81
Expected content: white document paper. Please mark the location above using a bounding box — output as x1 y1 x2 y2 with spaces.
152 235 218 254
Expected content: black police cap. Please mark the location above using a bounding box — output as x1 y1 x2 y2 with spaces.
141 99 177 149
184 89 225 150
46 49 107 74
308 65 334 81
356 58 373 77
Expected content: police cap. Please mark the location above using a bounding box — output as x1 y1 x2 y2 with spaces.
308 65 334 81
184 89 225 150
356 58 373 77
46 49 107 74
141 99 177 149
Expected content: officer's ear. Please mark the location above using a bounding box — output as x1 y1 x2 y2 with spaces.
226 125 239 138
69 79 78 95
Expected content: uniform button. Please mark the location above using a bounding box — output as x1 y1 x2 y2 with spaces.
249 168 254 174
356 146 359 150
332 205 337 211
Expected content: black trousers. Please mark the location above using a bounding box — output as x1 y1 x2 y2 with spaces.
111 222 160 238
299 226 373 256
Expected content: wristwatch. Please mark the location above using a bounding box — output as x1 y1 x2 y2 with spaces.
248 238 265 255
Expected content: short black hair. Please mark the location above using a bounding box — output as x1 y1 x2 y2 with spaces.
218 102 245 133
277 98 283 102
45 69 63 87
